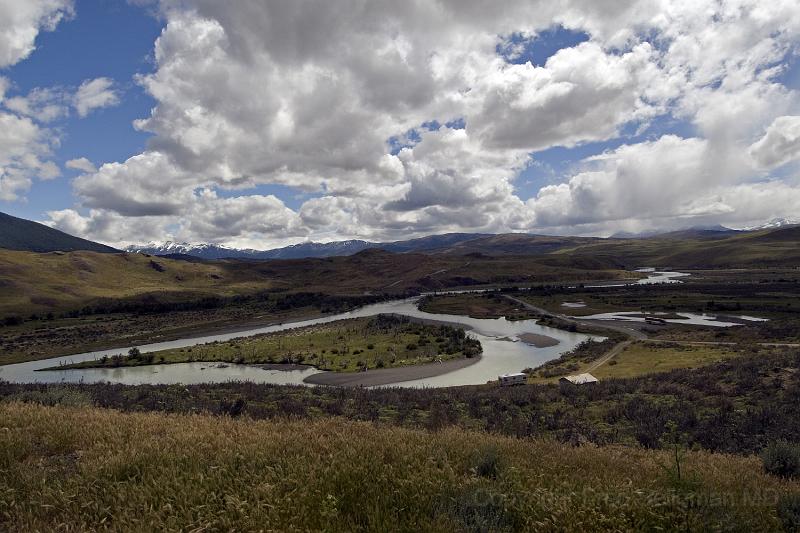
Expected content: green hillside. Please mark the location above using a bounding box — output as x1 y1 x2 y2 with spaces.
0 211 117 253
554 226 800 268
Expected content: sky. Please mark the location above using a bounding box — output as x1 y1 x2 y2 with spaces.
0 0 799 249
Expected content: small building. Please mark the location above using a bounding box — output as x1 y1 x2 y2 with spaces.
498 372 527 386
560 373 598 385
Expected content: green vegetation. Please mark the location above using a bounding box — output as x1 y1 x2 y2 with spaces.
0 292 383 366
518 278 800 319
762 441 800 479
418 293 537 320
6 346 800 455
591 341 740 379
0 246 643 322
525 336 624 381
527 338 743 382
1 402 797 532
50 315 482 372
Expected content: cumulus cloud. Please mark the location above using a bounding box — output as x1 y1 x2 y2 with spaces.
3 86 69 122
0 111 59 201
65 157 96 173
0 0 73 68
73 77 120 117
749 116 800 169
529 136 729 227
468 41 663 151
0 1 73 202
45 0 800 245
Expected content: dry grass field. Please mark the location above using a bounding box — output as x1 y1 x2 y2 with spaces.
1 402 798 532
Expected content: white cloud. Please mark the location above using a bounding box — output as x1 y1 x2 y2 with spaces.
73 77 120 117
0 110 59 201
749 116 800 169
527 134 800 232
0 0 72 68
47 0 800 244
45 208 168 247
0 1 72 202
45 189 305 249
73 151 195 216
65 157 96 173
468 41 663 151
3 86 69 122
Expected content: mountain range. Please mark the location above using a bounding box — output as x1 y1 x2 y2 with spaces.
2 210 799 262
126 233 490 260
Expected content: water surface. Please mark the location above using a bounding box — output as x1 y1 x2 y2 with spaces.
0 297 592 387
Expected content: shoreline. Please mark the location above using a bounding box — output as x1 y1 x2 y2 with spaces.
303 355 481 387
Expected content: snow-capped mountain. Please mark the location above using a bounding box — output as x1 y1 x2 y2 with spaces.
740 217 800 231
126 240 374 260
126 233 488 260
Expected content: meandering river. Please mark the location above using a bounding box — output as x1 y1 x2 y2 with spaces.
0 298 592 387
0 269 735 388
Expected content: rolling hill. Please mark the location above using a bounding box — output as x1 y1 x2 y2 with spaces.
0 247 636 318
551 226 800 268
0 211 117 253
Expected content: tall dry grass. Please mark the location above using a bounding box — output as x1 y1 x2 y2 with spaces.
1 402 797 532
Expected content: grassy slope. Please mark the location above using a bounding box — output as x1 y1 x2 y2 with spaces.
0 249 255 317
0 248 638 318
1 402 796 532
0 211 118 253
555 227 800 268
51 317 480 372
591 341 739 379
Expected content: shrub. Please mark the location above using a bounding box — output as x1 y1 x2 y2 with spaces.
439 486 514 532
474 446 503 479
3 315 23 327
777 493 800 532
762 441 800 479
219 398 246 418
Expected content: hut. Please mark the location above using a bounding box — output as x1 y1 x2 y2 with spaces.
559 373 598 385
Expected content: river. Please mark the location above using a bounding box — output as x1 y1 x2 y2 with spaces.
0 269 702 388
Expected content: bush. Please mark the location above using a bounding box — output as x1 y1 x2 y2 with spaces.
3 315 23 327
777 493 800 532
474 446 503 479
762 441 800 479
439 486 514 532
4 388 92 408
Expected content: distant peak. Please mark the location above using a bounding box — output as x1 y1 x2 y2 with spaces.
740 217 800 231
